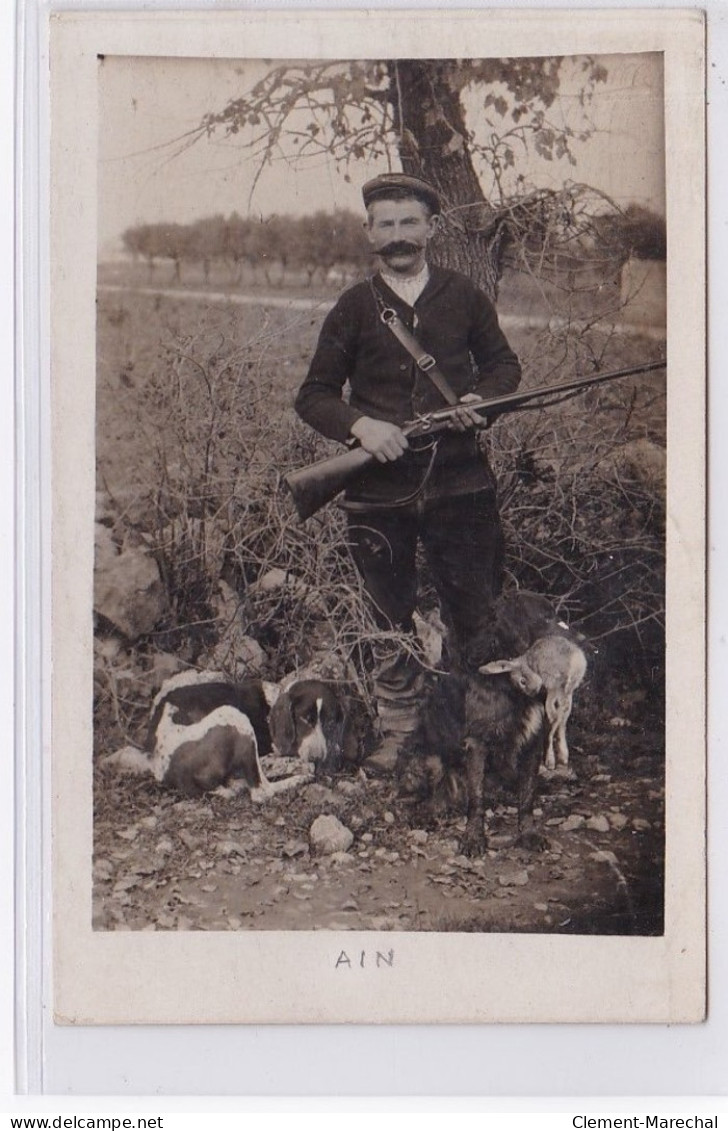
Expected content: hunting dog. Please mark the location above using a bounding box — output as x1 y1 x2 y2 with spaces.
104 669 357 797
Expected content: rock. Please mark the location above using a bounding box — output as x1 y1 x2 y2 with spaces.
361 833 373 843
94 635 124 663
212 633 266 677
251 568 296 594
498 869 530 887
215 840 247 857
383 811 395 825
336 779 363 796
149 651 187 688
116 826 139 842
534 902 549 912
203 583 267 675
632 818 652 831
342 899 359 911
250 569 324 614
560 814 586 832
608 813 629 831
93 858 114 882
410 829 428 845
178 830 201 851
609 716 631 728
546 817 565 827
94 537 167 640
282 839 309 859
155 838 174 855
589 850 619 866
310 815 354 856
586 815 611 833
330 851 355 865
303 784 339 807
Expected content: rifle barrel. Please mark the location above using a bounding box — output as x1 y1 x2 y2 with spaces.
409 359 666 434
285 358 665 521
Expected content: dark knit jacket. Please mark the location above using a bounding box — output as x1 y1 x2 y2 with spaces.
294 266 521 506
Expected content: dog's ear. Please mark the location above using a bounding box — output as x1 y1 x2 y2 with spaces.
269 691 297 758
479 660 516 675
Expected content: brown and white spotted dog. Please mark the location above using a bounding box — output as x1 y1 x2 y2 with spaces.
103 671 312 798
268 679 360 773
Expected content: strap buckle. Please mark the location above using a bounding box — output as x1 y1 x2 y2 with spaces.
417 354 436 372
380 307 397 325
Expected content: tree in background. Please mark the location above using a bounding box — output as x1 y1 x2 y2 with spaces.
189 57 610 300
189 214 228 283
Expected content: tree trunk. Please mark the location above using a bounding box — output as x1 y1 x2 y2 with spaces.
388 59 508 302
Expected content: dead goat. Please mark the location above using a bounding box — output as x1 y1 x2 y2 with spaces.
395 590 570 854
479 634 587 770
461 590 570 857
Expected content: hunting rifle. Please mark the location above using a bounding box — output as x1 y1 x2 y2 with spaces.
285 359 666 522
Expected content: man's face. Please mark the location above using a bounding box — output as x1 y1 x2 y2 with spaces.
365 197 438 276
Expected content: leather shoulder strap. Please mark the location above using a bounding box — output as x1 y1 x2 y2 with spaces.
369 279 459 406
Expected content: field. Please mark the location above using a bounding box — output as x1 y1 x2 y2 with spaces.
93 274 667 934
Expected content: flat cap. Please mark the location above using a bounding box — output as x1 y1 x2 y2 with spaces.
362 173 441 214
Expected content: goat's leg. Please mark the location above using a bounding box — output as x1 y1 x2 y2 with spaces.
554 694 573 766
461 737 488 856
543 717 557 771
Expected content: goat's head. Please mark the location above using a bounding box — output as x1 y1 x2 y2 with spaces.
479 657 543 697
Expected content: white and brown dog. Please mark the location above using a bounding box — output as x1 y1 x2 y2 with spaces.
104 669 359 797
268 677 361 773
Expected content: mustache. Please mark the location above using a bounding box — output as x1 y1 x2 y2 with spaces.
376 241 421 257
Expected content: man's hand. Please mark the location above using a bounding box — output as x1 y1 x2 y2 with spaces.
350 416 409 463
447 392 487 433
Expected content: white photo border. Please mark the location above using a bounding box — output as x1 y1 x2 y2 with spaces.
12 0 722 1098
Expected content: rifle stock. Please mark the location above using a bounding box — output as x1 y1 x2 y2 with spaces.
284 445 377 522
284 359 665 521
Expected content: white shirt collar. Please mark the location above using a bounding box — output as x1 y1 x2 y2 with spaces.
379 264 430 306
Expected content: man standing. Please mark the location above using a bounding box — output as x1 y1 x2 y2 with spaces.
295 173 521 770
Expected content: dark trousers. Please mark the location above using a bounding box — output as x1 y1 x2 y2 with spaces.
347 488 505 670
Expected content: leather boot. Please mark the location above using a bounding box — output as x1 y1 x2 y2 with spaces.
362 653 425 776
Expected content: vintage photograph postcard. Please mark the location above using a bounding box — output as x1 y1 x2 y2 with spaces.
50 9 705 1024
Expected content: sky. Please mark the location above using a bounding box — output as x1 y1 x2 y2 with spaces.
97 52 665 256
